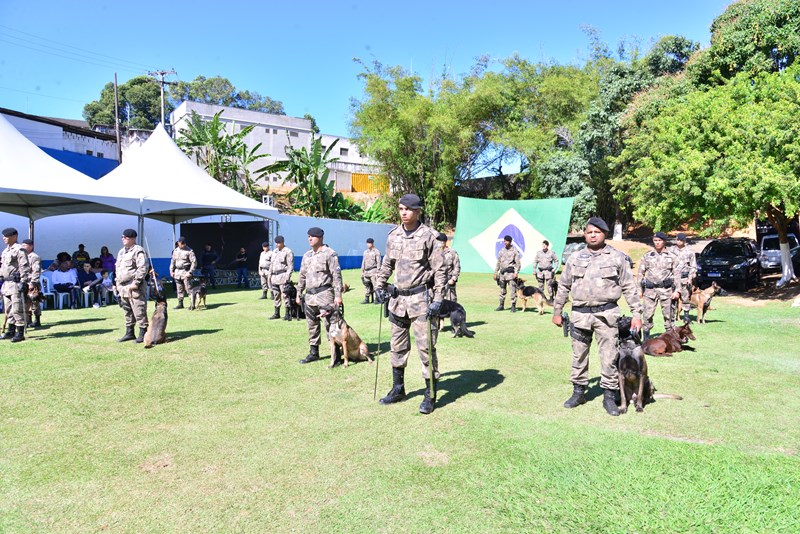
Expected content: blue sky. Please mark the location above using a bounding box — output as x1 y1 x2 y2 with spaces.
1 0 731 137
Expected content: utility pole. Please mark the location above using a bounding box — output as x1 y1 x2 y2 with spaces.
113 72 122 163
147 69 177 127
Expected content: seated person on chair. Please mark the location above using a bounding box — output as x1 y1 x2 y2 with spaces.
78 261 103 303
47 252 72 272
72 244 91 267
99 270 114 305
51 260 81 308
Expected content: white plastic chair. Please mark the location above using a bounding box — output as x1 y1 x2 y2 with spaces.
39 272 56 309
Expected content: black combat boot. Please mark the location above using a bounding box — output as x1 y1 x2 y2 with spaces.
682 310 690 323
11 326 25 343
259 290 268 300
379 367 406 405
1 324 17 340
299 345 320 364
269 307 281 320
174 299 184 310
117 325 136 342
361 295 370 304
643 329 651 341
27 317 34 328
510 303 517 313
495 304 504 311
284 306 292 321
563 384 587 408
419 378 437 414
603 389 620 416
135 327 147 344
33 314 41 328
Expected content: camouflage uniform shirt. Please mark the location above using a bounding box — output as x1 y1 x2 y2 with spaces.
637 249 681 289
495 246 521 281
298 246 344 307
534 249 559 273
259 250 273 274
170 247 197 279
115 244 147 298
1 243 31 296
669 245 697 280
442 248 461 285
361 247 381 273
270 247 294 286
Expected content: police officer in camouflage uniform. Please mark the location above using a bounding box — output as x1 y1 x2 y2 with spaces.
1 228 31 342
638 232 681 340
21 239 42 329
534 240 559 298
115 228 149 343
360 238 381 304
258 242 273 300
439 233 461 302
376 194 446 415
494 235 521 312
553 217 642 416
296 227 344 365
669 232 697 323
170 236 197 309
269 235 294 320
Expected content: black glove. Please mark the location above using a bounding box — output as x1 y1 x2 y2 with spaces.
427 300 442 318
12 272 21 283
18 282 28 293
0 275 4 284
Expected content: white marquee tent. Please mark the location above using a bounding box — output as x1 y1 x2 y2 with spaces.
97 124 278 225
0 114 140 227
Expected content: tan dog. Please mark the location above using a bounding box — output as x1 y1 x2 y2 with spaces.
323 306 373 368
642 322 696 357
678 282 727 324
144 296 168 348
516 278 557 314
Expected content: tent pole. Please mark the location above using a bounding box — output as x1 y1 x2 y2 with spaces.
29 218 34 241
172 224 176 246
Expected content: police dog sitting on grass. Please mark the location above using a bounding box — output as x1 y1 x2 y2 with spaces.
516 278 558 314
320 305 373 368
188 278 207 310
144 295 168 348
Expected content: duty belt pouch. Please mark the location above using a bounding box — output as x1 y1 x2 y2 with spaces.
571 326 593 344
388 312 411 328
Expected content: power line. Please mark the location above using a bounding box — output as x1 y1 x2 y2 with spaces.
0 85 86 103
0 38 144 74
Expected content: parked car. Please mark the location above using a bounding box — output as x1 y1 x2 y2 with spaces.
759 233 799 271
560 242 587 270
696 238 761 291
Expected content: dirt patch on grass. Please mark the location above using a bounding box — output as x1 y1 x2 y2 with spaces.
140 452 174 473
418 445 450 466
640 430 717 446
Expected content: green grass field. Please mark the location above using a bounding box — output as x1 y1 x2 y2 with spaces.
2 271 799 532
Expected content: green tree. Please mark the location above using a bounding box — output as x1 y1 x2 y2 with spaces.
170 75 285 114
176 110 269 198
537 152 595 227
83 75 166 129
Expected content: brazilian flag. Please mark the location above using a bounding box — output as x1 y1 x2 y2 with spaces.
451 196 574 274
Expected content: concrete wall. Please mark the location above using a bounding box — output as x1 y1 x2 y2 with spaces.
2 113 118 160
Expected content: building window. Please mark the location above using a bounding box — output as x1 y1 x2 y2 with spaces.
289 131 298 138
339 147 349 157
273 129 278 134
97 152 104 158
86 150 93 156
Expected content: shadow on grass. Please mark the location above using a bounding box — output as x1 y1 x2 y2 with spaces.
464 320 487 329
49 317 107 327
406 368 505 409
168 328 223 341
200 303 235 310
35 328 115 339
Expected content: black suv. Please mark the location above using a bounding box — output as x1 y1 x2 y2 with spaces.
696 238 761 291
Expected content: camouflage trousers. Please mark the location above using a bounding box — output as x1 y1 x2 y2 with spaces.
498 278 517 306
643 288 675 332
389 313 440 380
305 289 334 348
259 270 271 291
443 282 457 302
569 309 620 390
271 283 289 307
120 295 149 329
677 280 692 312
174 271 191 299
362 269 378 299
536 269 554 293
2 289 25 327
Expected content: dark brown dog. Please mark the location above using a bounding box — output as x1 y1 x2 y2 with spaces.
679 282 726 324
617 316 683 413
642 322 696 357
323 306 373 368
516 278 558 314
189 280 207 310
144 296 168 348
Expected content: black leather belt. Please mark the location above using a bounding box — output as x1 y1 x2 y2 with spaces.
537 266 553 271
396 285 427 296
644 280 673 289
681 271 690 278
572 303 618 313
306 284 332 295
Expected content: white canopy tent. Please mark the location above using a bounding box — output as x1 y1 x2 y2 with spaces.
0 114 140 236
97 124 278 226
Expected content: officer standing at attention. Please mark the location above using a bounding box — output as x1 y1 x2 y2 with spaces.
552 217 642 416
375 194 446 415
494 235 521 312
258 242 273 300
439 233 461 302
21 239 42 329
1 228 31 342
296 227 344 365
360 238 381 304
170 236 197 310
533 240 559 298
269 235 294 320
669 232 697 323
115 228 149 343
638 232 680 340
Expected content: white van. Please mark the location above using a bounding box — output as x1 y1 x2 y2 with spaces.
759 233 800 271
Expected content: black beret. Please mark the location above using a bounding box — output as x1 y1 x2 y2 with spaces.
307 227 324 237
654 231 669 240
398 193 422 209
585 217 609 233
676 232 687 241
2 227 18 237
22 239 33 245
177 236 187 244
122 228 137 238
436 233 447 242
366 238 374 244
503 235 513 242
262 241 270 247
274 235 284 244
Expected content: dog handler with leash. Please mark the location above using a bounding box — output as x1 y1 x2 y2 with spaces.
115 228 149 343
0 227 31 343
638 232 681 340
375 194 446 415
552 217 642 416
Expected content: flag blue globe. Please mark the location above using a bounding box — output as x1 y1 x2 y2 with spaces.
495 224 525 257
